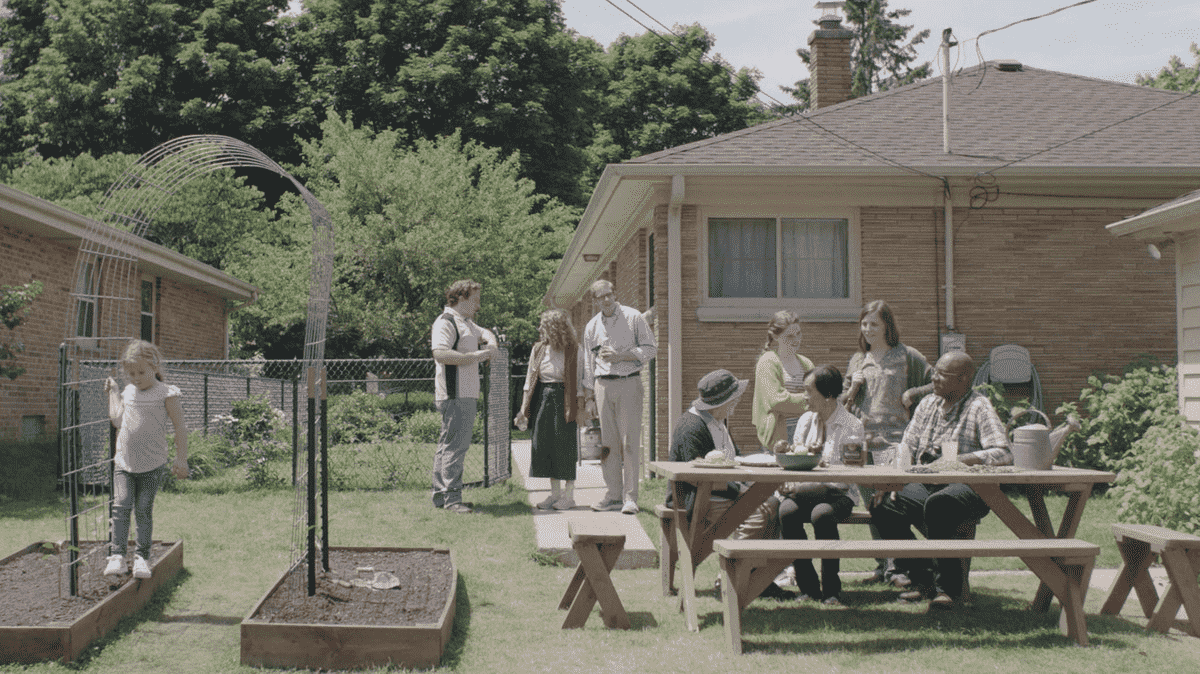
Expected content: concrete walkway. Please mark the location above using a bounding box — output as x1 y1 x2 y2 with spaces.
512 439 657 569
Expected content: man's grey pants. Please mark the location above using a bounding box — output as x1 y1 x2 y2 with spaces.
595 375 643 504
431 398 477 508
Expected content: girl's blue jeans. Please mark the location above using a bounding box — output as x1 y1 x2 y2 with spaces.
110 465 167 560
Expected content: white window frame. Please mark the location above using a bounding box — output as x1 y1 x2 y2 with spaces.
696 206 861 322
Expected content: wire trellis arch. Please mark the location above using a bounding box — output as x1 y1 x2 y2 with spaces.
58 135 333 596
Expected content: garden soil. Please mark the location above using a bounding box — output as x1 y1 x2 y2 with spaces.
0 542 172 626
251 549 454 626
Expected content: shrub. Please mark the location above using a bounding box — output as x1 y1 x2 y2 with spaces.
973 382 1031 427
328 391 401 444
382 391 437 418
403 410 443 443
1111 421 1200 534
228 395 287 444
0 435 57 500
1054 360 1178 471
402 409 486 443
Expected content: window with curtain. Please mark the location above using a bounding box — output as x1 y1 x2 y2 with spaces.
140 278 156 342
74 261 96 339
708 217 849 299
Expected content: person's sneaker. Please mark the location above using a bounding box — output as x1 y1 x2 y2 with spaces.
591 500 622 512
861 568 887 584
620 500 639 515
536 494 559 510
552 497 576 510
898 586 935 603
889 573 912 588
928 592 956 610
822 595 845 607
444 503 473 514
132 555 151 579
758 583 798 601
103 554 126 576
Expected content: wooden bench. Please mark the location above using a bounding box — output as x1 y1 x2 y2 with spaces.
558 521 630 630
656 505 882 596
1100 523 1200 637
714 538 1100 653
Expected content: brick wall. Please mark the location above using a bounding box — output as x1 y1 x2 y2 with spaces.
636 202 1176 454
1 222 232 438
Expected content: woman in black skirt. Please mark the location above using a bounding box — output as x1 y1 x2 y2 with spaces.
514 309 586 509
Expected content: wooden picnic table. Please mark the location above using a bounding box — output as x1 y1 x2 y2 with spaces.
648 460 1117 632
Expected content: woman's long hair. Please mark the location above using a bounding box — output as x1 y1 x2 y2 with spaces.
762 310 800 353
857 300 901 353
540 309 578 354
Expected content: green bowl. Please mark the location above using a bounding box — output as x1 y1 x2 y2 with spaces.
776 453 820 471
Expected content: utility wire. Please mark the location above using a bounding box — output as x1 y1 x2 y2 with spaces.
599 0 946 184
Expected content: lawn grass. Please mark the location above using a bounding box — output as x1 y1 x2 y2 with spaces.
2 480 1198 673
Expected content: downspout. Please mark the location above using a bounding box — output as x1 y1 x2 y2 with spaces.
944 188 955 331
941 29 956 332
668 176 685 433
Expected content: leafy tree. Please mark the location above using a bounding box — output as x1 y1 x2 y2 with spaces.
782 0 931 112
1 281 44 380
1137 42 1200 93
587 23 766 169
285 0 605 206
2 153 276 271
227 113 576 358
0 0 296 165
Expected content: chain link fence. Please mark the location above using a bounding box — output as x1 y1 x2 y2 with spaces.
77 352 513 486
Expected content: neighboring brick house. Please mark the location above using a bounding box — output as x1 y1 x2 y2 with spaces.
0 183 258 440
1107 187 1200 428
544 16 1198 456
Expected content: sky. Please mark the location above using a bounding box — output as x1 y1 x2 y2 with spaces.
558 0 1200 104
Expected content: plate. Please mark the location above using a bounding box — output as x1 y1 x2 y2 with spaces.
690 460 737 469
736 454 779 467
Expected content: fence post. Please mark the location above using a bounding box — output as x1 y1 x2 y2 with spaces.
481 359 490 487
320 368 329 572
203 373 209 436
292 375 299 485
306 367 317 597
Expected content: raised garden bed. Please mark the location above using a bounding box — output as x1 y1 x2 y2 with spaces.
241 547 457 670
0 539 183 664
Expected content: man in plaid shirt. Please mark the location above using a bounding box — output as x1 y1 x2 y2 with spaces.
869 351 1012 608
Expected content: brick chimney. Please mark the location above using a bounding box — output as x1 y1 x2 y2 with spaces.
807 3 854 109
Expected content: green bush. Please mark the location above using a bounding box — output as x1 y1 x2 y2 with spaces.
1111 421 1200 534
328 391 401 444
0 435 57 500
1054 360 1178 471
382 391 437 418
973 382 1031 427
402 409 485 443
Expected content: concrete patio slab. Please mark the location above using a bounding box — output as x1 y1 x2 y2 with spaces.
512 439 657 569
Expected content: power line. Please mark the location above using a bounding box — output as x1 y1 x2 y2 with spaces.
598 0 946 184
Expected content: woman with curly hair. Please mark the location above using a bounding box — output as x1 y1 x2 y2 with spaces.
515 309 586 509
751 310 813 451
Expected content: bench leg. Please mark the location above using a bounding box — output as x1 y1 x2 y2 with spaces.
660 514 677 596
1100 537 1157 618
1148 548 1200 637
561 541 630 629
719 556 745 654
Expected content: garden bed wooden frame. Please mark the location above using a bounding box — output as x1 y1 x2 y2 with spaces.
0 539 184 664
240 546 457 671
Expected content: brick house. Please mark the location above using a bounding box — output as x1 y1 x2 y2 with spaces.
543 15 1198 456
1107 187 1200 428
0 183 258 440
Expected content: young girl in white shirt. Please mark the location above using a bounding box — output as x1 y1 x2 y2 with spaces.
103 340 189 579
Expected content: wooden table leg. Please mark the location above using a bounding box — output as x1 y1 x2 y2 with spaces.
719 556 745 654
1100 537 1157 618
